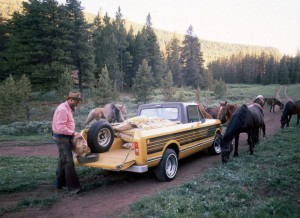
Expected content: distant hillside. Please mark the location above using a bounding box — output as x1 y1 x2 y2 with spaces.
1 0 282 64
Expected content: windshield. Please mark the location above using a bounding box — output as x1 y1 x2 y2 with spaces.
139 107 179 120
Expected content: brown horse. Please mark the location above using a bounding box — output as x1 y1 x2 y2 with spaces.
205 106 220 119
221 103 266 163
84 103 127 126
280 100 300 128
198 103 213 119
253 95 265 108
264 97 284 112
217 101 240 124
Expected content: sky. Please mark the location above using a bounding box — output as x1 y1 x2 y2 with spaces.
58 0 300 56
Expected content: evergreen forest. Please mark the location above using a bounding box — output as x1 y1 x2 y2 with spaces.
0 0 300 100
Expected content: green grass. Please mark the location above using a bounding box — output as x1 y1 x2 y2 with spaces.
0 83 300 216
119 118 300 218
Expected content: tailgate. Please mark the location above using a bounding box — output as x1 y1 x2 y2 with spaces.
75 149 136 171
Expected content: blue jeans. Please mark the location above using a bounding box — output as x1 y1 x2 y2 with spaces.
53 137 81 192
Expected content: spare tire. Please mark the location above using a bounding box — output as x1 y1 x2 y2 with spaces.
87 121 114 153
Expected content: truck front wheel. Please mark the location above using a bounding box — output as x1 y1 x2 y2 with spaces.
155 149 178 182
87 121 114 153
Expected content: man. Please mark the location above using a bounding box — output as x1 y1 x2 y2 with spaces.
52 91 82 194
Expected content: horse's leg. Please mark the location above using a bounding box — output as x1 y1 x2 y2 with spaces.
287 115 292 127
270 105 272 112
247 131 254 155
84 110 95 126
233 134 239 157
297 113 300 125
262 122 266 139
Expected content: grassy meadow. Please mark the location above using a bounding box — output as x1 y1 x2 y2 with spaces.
0 83 299 216
120 122 300 217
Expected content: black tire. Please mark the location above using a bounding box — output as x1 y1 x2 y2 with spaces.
87 121 114 153
155 149 178 182
209 132 222 155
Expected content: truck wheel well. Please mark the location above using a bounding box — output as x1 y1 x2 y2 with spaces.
166 143 179 156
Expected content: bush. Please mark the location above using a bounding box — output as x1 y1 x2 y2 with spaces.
214 79 227 98
0 121 52 136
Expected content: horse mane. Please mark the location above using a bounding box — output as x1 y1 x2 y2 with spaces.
198 103 213 119
223 104 248 142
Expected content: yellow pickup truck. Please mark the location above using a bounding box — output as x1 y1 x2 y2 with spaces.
78 102 222 182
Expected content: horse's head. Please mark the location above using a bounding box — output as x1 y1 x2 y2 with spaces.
279 103 284 111
221 137 233 163
217 101 228 123
280 115 287 129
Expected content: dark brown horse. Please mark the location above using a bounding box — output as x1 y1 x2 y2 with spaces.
280 100 300 128
264 97 284 112
253 95 265 108
221 103 266 163
217 101 240 124
205 106 220 119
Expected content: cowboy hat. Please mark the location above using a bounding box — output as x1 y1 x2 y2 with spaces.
64 92 82 101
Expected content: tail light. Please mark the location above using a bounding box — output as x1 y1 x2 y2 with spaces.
134 141 139 156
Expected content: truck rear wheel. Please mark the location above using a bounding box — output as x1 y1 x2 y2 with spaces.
87 121 114 153
155 149 178 182
209 132 222 155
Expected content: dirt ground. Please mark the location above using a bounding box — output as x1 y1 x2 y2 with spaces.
0 86 291 218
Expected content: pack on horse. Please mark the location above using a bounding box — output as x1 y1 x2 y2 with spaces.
280 100 300 129
221 103 266 163
217 101 240 124
253 95 265 108
264 97 284 112
84 103 127 127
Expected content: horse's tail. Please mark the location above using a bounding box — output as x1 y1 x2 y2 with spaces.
84 109 95 126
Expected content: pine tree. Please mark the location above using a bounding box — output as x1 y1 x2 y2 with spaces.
214 78 227 99
166 35 182 87
91 66 114 106
141 13 163 87
123 27 134 88
294 56 300 83
133 59 153 103
278 56 290 85
162 70 175 101
64 0 95 98
113 7 131 92
180 25 205 88
3 0 73 90
93 13 118 83
57 69 74 101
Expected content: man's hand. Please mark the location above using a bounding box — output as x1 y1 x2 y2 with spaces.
73 132 83 139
